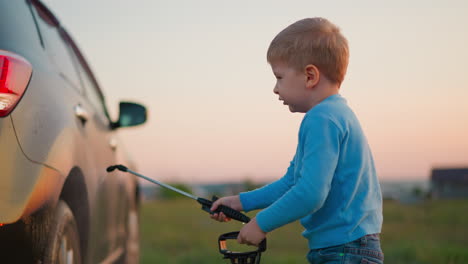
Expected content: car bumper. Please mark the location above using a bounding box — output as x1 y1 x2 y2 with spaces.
0 117 63 224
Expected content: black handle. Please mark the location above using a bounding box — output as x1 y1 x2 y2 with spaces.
219 231 267 253
197 196 251 223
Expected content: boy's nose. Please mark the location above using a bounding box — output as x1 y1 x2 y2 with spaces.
273 86 278 94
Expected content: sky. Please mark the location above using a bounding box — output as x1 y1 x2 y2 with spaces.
42 0 468 183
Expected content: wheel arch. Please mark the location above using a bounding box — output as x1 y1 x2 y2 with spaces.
59 166 90 262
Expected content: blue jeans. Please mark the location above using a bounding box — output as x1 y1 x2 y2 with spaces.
307 234 384 264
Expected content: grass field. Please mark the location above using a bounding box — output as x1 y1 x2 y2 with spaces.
139 199 468 263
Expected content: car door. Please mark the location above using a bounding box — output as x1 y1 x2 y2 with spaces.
66 41 126 262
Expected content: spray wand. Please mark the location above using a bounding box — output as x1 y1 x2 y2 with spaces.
107 164 250 223
106 164 266 263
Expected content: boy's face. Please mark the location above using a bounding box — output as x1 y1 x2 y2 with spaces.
271 61 310 113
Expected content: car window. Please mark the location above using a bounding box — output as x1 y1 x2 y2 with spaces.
32 4 83 93
62 30 112 125
75 58 109 123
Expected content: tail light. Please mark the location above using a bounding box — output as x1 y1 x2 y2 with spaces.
0 50 33 117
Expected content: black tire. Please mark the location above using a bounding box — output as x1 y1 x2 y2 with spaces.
43 200 82 264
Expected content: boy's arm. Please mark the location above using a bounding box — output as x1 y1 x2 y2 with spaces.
239 157 296 212
255 114 341 232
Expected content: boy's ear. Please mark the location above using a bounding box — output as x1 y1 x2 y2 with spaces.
304 64 320 89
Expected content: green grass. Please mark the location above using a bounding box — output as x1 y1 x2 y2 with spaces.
381 200 468 264
139 199 468 264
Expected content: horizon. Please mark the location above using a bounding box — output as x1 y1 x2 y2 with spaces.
138 174 434 185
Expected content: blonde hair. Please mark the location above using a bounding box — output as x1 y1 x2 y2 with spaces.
267 17 349 85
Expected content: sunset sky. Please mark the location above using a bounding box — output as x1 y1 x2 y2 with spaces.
43 0 468 183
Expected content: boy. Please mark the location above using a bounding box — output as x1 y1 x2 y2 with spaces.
211 17 384 264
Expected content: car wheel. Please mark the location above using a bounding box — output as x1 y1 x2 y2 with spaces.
43 200 82 264
124 198 140 264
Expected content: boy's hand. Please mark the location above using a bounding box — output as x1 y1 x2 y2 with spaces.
237 217 266 246
210 195 243 222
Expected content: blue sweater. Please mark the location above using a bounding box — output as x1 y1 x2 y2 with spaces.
240 94 383 249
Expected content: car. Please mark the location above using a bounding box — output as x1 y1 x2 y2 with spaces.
0 0 147 263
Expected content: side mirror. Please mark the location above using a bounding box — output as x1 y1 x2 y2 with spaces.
111 102 147 129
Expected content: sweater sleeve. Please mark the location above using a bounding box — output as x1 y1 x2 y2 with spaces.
239 157 296 212
255 114 341 232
